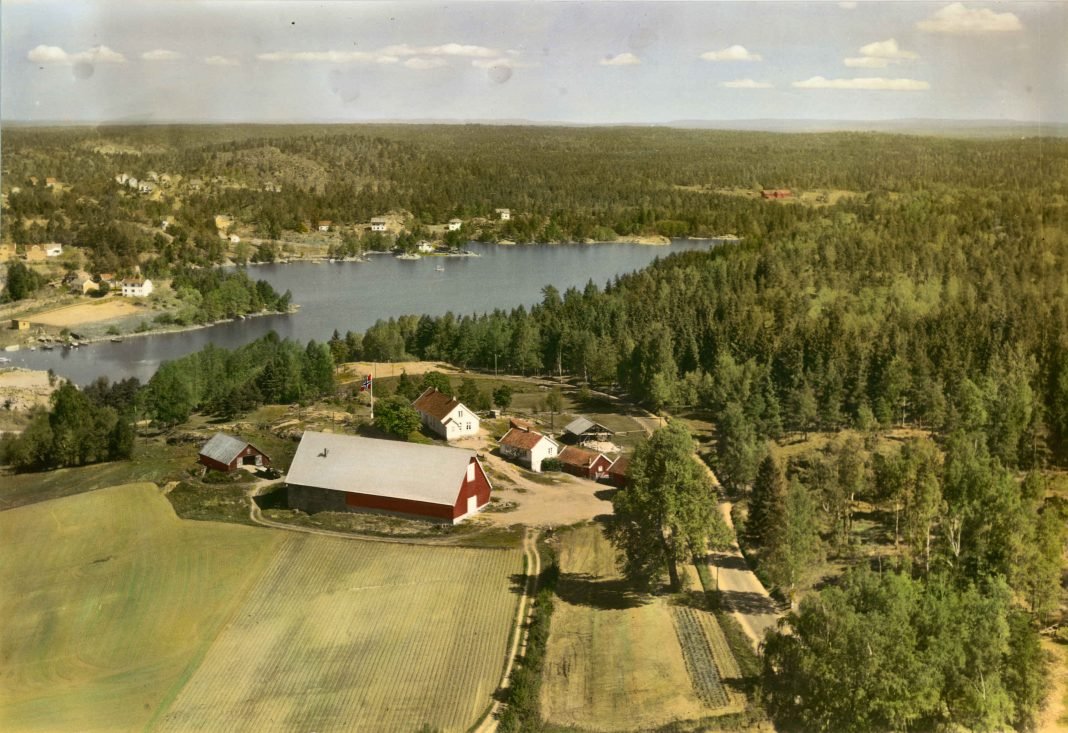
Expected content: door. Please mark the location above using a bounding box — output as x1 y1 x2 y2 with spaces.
467 494 477 515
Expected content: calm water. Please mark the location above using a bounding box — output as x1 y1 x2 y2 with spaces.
7 240 720 384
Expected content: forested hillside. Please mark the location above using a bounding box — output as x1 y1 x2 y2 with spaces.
3 125 1066 272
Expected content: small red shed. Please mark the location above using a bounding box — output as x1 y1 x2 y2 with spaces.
198 433 271 473
606 455 630 487
558 445 613 481
761 189 792 200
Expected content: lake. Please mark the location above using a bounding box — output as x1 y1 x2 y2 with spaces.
6 240 720 384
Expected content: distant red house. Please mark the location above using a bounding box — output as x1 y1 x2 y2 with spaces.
285 431 491 523
558 445 613 481
198 433 271 473
761 189 792 199
606 455 630 487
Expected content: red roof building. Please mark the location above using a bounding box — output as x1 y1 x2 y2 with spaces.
606 455 630 487
198 433 271 473
761 189 792 199
499 426 559 473
412 387 480 441
557 445 613 481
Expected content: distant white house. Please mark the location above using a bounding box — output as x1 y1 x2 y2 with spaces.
121 278 153 298
447 218 462 231
499 425 559 472
370 217 388 232
318 220 332 232
412 387 480 441
139 182 155 194
115 173 130 185
45 244 63 257
417 241 435 254
495 208 511 221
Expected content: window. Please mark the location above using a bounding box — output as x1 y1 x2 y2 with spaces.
458 409 463 418
466 422 472 430
466 463 475 482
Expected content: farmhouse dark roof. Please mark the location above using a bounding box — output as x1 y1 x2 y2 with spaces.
286 431 479 506
499 427 556 452
563 417 613 436
199 433 257 465
558 445 605 469
412 387 464 421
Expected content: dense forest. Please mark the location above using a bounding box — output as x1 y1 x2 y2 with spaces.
3 125 1066 272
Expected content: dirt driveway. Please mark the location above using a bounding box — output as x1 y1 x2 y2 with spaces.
455 429 614 528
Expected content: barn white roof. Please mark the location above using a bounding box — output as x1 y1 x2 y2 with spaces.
286 431 478 507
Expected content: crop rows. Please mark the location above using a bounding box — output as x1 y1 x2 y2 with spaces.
671 606 729 709
157 533 522 732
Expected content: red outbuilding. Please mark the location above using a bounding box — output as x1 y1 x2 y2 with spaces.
198 433 271 473
284 431 492 523
761 189 793 199
557 445 613 481
606 455 630 487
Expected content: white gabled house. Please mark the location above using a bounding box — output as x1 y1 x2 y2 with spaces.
370 217 388 232
447 218 462 231
412 387 480 441
499 424 559 472
121 278 153 297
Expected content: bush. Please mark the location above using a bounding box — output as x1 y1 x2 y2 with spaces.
541 457 563 472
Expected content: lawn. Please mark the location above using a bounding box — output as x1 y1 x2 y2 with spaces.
0 483 282 732
541 524 745 732
157 533 523 732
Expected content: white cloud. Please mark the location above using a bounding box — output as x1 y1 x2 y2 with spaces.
699 45 762 62
839 1 858 8
380 43 499 58
599 52 640 66
859 39 918 60
141 49 183 61
793 76 930 91
403 57 447 70
917 3 1022 34
257 50 398 64
27 44 127 64
844 56 891 68
721 78 773 89
204 55 240 66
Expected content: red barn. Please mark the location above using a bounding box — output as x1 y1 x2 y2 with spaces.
198 433 271 473
558 445 613 481
606 455 630 487
284 431 492 523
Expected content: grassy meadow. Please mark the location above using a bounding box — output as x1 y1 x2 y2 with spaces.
0 483 282 732
541 524 745 732
0 483 524 732
158 533 522 732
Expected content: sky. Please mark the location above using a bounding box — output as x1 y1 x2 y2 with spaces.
2 0 1065 125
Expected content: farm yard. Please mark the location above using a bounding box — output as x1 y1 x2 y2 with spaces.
156 532 522 733
541 524 746 732
0 482 524 733
0 483 281 732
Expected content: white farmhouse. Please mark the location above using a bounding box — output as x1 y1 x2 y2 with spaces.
417 241 435 254
412 387 480 441
499 424 559 472
370 217 388 232
447 218 462 231
121 278 153 297
495 208 511 221
45 244 63 257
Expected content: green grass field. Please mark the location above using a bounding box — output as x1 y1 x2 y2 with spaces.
158 534 522 732
0 483 282 732
1 483 524 732
541 524 744 732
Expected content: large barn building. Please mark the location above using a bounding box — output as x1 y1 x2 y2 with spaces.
198 433 271 473
285 431 492 523
412 387 480 441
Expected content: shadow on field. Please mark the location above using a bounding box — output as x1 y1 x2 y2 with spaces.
593 487 618 502
554 572 648 610
717 589 781 616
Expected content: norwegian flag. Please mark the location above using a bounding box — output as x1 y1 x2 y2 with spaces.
360 374 373 392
